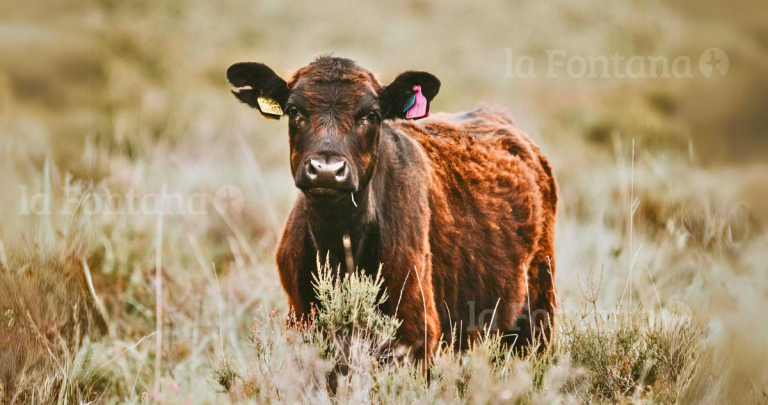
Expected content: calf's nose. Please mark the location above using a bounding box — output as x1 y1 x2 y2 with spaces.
303 157 350 189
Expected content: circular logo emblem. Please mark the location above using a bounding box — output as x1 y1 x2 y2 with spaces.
699 48 729 78
214 185 245 214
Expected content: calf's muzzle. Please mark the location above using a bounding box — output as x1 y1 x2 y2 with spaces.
295 154 357 199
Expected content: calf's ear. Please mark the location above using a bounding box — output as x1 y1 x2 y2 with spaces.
379 71 440 120
226 62 289 119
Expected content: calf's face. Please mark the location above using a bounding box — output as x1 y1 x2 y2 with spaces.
227 56 439 206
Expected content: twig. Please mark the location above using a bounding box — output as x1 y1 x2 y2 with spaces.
487 298 502 335
213 262 224 359
646 265 663 320
629 139 636 308
129 361 148 404
187 234 216 287
98 332 156 369
154 184 167 392
620 243 643 307
620 139 642 309
82 259 114 339
389 270 411 358
393 271 411 319
546 255 558 309
443 301 453 345
523 264 534 341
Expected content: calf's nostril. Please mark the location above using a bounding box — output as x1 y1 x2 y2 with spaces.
335 162 348 179
307 161 319 178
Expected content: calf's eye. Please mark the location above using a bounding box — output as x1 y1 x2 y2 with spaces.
287 106 299 118
366 111 379 122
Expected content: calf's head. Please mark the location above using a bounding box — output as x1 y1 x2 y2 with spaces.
227 56 439 205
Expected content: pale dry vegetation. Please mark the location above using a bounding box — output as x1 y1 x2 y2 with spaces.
1 0 767 403
211 260 709 404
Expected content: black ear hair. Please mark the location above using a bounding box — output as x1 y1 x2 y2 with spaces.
379 71 440 120
226 62 289 117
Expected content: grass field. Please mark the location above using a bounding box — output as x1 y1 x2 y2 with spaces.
1 0 767 403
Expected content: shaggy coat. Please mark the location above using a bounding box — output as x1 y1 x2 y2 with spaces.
227 56 557 366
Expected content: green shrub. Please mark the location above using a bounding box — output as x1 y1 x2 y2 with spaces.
311 254 401 357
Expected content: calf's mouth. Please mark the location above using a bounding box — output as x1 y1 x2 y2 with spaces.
301 186 358 205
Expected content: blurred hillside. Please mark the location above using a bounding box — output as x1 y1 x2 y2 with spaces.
1 0 767 220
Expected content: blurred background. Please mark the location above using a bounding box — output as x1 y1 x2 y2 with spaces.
1 0 767 403
2 0 768 223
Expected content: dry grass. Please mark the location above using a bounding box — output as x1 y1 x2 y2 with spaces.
0 209 110 404
210 259 707 404
1 0 768 403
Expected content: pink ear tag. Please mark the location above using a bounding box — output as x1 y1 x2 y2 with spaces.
405 85 429 119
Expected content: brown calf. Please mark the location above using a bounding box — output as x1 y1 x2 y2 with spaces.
227 56 557 366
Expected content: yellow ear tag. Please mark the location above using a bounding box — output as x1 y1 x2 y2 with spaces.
257 95 283 119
